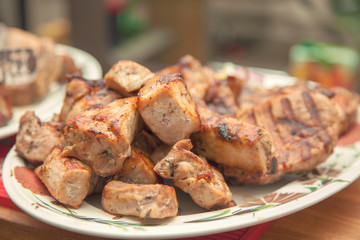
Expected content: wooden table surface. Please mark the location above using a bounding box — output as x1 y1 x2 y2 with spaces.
260 177 360 240
0 177 359 240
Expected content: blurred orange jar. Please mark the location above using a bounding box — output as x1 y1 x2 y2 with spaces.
290 40 359 90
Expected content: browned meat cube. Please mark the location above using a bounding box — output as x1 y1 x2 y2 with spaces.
15 111 64 165
113 147 160 184
157 55 215 99
36 146 106 208
104 60 154 97
59 76 120 122
63 97 141 176
138 73 200 145
102 180 178 219
191 103 279 184
66 88 121 121
154 139 234 210
150 144 172 165
0 82 12 127
131 130 162 156
204 78 239 116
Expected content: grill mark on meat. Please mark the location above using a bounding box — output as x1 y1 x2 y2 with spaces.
318 133 333 152
270 157 277 174
218 123 232 140
88 128 102 135
302 91 321 126
159 73 182 84
263 102 278 131
281 98 295 120
91 103 105 109
280 97 300 137
319 89 335 99
277 118 318 138
297 140 312 161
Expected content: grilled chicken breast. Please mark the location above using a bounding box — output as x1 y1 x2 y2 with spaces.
36 146 106 208
15 111 64 165
63 97 141 176
238 82 358 136
239 89 340 175
157 55 215 99
105 60 154 97
138 73 200 145
154 139 234 210
102 180 178 219
191 102 279 184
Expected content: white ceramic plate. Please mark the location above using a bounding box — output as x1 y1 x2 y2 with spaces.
3 70 360 239
0 44 102 139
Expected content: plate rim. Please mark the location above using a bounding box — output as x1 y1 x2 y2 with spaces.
3 143 360 239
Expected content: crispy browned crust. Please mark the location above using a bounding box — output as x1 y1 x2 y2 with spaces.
63 97 141 176
191 102 278 184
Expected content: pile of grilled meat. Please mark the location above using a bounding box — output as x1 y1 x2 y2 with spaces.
15 55 359 219
0 26 81 127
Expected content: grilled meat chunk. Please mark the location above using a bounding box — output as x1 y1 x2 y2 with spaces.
66 88 121 121
57 54 82 83
138 73 200 145
15 111 64 165
239 90 340 175
154 139 234 210
105 60 154 97
157 55 215 99
36 146 106 208
191 103 279 184
0 82 12 127
63 97 141 176
4 28 63 106
330 87 359 135
131 130 162 156
113 147 160 184
59 76 120 122
102 180 178 219
150 144 172 165
205 78 239 116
